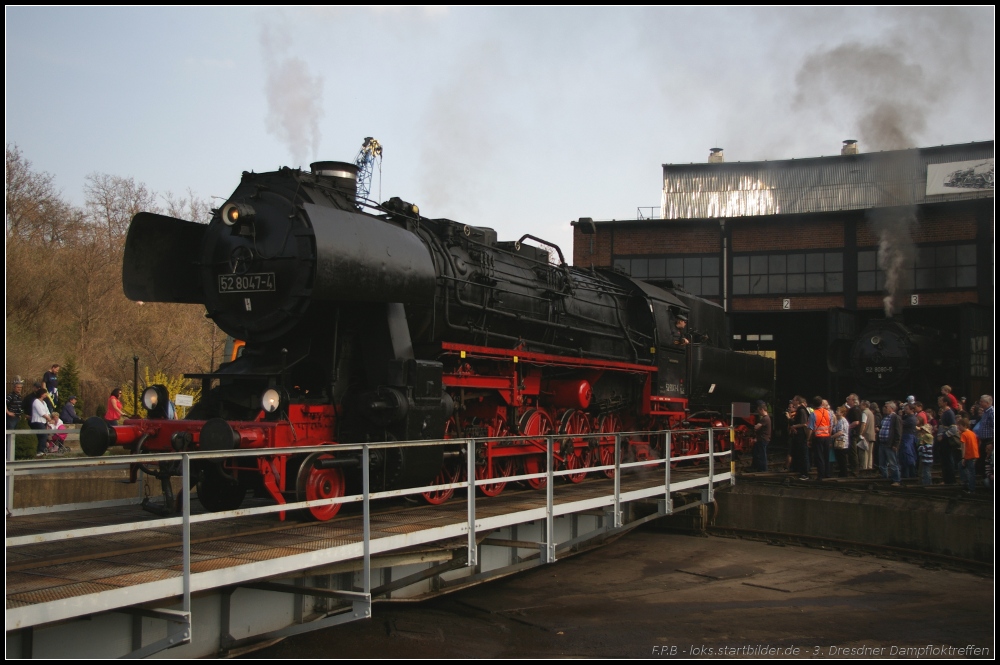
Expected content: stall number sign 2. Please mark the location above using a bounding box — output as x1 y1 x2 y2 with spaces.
782 299 791 310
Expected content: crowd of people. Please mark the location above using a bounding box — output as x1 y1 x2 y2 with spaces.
754 385 994 494
5 364 127 458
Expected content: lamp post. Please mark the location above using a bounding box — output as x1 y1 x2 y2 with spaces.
133 355 139 417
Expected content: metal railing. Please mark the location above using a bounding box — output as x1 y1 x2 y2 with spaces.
636 206 663 220
5 426 733 654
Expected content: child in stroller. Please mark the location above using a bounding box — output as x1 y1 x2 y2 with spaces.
46 416 70 454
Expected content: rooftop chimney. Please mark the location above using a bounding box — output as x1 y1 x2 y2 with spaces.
841 140 859 155
708 147 725 163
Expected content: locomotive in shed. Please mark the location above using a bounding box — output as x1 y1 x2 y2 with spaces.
80 158 774 520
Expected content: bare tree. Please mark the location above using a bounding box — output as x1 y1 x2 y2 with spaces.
162 188 214 224
6 148 218 393
84 172 159 247
5 143 71 245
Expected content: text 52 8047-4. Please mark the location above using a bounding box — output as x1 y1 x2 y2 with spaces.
219 273 276 293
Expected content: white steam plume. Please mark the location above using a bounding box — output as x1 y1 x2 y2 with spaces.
260 25 324 168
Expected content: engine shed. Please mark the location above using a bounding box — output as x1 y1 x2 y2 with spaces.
572 140 994 406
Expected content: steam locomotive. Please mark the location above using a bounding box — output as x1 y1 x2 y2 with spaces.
848 318 960 402
80 159 773 520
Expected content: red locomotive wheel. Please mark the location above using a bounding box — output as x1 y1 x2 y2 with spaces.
519 409 554 490
476 415 514 497
690 432 707 466
559 409 591 483
422 418 460 505
422 464 461 505
296 452 346 521
563 448 585 483
596 413 623 479
733 424 753 454
476 457 514 497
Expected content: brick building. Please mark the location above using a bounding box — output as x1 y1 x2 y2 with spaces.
572 141 994 404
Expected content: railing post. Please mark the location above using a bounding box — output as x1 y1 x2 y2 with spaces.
729 427 737 486
543 435 555 563
612 433 622 528
466 438 477 568
181 454 192 619
6 429 14 514
707 428 715 502
362 445 371 600
660 430 673 516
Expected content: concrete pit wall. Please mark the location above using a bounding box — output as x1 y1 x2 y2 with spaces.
712 483 993 563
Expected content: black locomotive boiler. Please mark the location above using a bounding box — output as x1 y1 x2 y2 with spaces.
80 159 774 520
849 318 955 402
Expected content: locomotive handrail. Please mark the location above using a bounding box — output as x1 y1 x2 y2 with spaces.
516 233 568 267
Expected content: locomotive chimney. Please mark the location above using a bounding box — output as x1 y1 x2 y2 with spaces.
310 161 359 198
708 147 724 163
841 139 859 155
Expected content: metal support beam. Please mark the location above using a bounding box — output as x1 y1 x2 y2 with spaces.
542 435 556 563
221 603 373 651
612 433 623 528
466 438 477 568
219 587 237 654
729 427 737 486
369 556 467 598
6 429 14 515
20 627 32 659
245 581 371 602
707 429 715 502
120 608 191 659
131 614 142 652
181 454 191 617
361 445 371 615
661 430 673 515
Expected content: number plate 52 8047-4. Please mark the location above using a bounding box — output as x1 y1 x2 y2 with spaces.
219 273 276 293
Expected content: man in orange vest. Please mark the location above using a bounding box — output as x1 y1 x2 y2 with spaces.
808 396 833 480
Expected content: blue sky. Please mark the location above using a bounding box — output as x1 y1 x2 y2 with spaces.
6 7 995 259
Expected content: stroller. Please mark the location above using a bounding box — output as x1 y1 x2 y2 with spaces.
46 418 70 454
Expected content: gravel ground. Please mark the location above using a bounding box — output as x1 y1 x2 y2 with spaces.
247 528 994 658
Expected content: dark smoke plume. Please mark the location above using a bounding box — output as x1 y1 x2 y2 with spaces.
868 208 916 317
791 10 981 316
794 42 935 152
260 26 324 168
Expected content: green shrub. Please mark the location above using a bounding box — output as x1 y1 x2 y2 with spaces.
14 416 37 459
59 357 83 415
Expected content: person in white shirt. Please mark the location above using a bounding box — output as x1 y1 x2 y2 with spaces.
30 388 55 456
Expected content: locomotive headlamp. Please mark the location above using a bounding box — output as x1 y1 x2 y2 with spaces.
262 388 282 414
142 385 171 419
142 386 160 410
222 202 256 226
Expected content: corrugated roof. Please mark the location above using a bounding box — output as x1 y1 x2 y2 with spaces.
660 141 994 219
